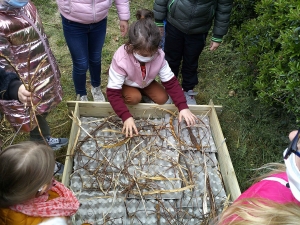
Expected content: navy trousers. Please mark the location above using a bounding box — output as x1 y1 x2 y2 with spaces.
164 23 207 91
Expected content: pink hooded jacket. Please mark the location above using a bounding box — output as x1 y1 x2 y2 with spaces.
235 172 300 205
56 0 130 24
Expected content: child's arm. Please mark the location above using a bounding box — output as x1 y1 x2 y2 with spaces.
107 63 139 137
106 88 138 137
159 63 197 126
0 68 31 103
114 0 130 37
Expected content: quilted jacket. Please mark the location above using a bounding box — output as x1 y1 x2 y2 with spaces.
0 1 63 132
153 0 233 40
56 0 130 24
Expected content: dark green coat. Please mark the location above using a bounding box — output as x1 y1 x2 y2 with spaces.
154 0 233 41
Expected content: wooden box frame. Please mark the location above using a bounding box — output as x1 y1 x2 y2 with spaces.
62 100 241 201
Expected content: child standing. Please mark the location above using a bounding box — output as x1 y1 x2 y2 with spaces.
0 0 68 149
56 0 130 101
0 142 79 225
106 9 197 137
153 0 233 105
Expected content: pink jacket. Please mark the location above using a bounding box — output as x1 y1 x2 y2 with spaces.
220 172 300 224
236 172 300 205
107 45 188 122
56 0 130 24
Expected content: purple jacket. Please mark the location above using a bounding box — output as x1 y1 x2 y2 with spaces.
56 0 130 24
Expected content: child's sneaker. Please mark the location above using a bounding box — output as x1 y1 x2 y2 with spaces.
165 95 173 104
142 95 154 103
80 95 88 101
184 90 198 105
91 86 105 102
46 136 68 150
54 161 64 176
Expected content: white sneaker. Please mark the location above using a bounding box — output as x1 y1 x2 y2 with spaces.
142 95 154 103
184 90 198 105
165 95 173 104
54 161 64 176
80 95 88 101
91 86 105 102
46 136 68 150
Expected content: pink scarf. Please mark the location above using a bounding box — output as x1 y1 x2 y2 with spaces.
10 180 79 217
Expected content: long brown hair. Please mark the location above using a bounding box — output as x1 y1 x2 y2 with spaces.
0 141 55 207
124 9 161 55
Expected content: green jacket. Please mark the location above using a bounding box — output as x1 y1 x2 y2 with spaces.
153 0 233 42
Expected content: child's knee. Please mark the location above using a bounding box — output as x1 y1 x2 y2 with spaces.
155 95 169 105
124 94 142 105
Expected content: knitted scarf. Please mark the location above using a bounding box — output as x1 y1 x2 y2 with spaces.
10 180 79 217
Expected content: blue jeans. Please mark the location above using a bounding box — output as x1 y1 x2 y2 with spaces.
61 15 107 96
164 23 207 91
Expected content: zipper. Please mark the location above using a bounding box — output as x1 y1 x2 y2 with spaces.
93 0 95 22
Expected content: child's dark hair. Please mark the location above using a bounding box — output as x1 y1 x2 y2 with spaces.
0 141 55 207
124 9 161 55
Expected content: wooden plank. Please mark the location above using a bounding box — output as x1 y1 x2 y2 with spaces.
67 101 223 118
62 102 80 186
208 100 241 200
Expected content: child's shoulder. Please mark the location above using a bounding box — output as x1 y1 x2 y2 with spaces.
113 44 130 60
114 44 127 55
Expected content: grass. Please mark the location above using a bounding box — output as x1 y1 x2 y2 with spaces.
1 0 296 191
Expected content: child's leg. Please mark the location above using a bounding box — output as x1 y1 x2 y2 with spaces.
122 85 142 105
180 32 207 91
164 23 184 77
30 114 50 141
141 81 168 104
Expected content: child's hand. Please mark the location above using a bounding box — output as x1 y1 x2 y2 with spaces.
18 84 31 105
123 117 138 137
119 20 129 37
209 41 221 51
178 109 197 127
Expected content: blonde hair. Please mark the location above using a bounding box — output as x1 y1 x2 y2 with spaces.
215 198 300 225
251 163 286 183
0 141 55 207
214 163 294 225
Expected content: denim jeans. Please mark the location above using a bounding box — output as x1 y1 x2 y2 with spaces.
61 15 107 96
164 23 207 91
